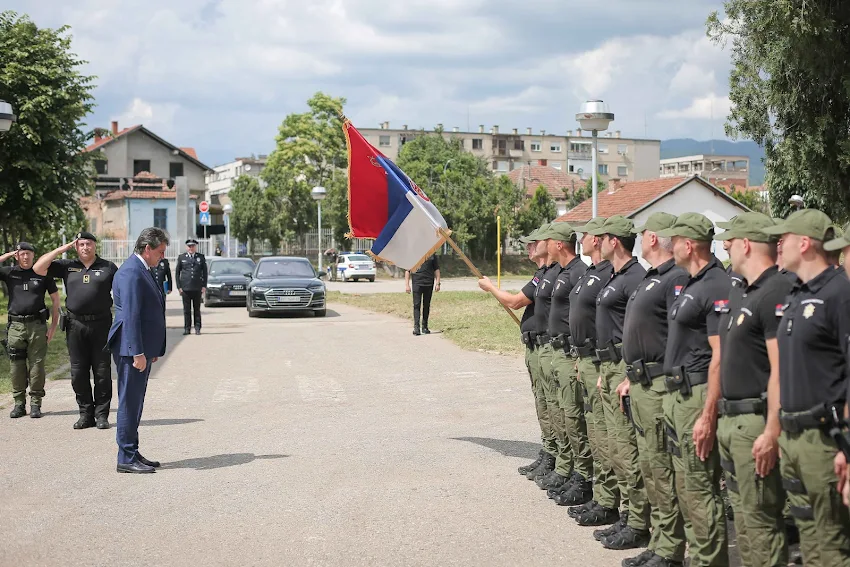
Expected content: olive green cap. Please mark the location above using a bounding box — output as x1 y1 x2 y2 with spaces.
632 212 678 234
519 223 551 244
656 212 716 241
761 209 837 241
572 217 607 233
587 215 634 238
537 221 576 242
824 221 850 251
713 212 778 243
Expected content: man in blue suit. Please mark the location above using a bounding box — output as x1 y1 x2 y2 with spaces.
107 227 169 474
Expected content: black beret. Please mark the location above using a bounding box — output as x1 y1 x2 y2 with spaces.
15 242 34 252
186 238 198 245
75 231 97 242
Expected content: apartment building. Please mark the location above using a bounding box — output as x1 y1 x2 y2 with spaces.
205 156 268 205
360 122 661 182
659 154 749 189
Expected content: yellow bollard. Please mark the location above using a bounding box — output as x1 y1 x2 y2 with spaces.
497 215 501 289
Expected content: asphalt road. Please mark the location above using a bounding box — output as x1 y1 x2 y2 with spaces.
0 294 696 566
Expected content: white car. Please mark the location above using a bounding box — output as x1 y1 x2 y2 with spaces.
336 253 376 282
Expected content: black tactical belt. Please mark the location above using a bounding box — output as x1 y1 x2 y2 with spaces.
665 366 708 395
67 311 111 322
717 397 766 417
549 334 568 349
595 342 623 364
779 403 843 434
535 333 552 346
521 332 538 349
8 313 40 322
626 360 666 385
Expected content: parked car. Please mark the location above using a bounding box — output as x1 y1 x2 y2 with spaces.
336 253 376 282
204 257 256 306
246 256 326 318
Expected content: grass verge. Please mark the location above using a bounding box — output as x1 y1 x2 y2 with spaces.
0 315 69 397
327 290 524 356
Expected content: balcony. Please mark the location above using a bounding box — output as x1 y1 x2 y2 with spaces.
569 150 592 160
509 149 523 158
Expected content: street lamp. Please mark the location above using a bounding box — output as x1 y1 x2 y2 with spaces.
311 186 327 273
0 100 16 133
576 100 614 218
789 194 804 210
223 203 233 258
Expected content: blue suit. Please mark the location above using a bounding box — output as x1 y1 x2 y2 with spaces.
107 255 166 465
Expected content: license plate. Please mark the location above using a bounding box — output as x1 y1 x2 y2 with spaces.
358 264 371 270
278 296 300 303
229 290 247 296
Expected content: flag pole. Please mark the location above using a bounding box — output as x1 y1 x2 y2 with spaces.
439 228 521 326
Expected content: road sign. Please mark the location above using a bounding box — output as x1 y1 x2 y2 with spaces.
199 201 210 213
199 211 211 225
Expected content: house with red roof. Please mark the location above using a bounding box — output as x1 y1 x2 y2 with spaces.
507 165 584 216
82 121 211 240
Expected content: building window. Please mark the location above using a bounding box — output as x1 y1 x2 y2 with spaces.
551 162 562 170
598 164 609 175
133 159 151 175
497 160 509 172
510 161 523 171
95 160 108 175
617 144 628 155
170 162 184 178
472 138 483 150
617 166 628 177
550 142 562 153
153 208 167 229
379 135 391 147
89 218 98 233
597 144 608 154
570 142 590 153
513 140 524 151
538 159 548 166
568 164 574 172
531 141 542 152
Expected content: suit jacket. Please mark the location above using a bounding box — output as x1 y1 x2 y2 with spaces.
175 252 208 291
107 255 166 358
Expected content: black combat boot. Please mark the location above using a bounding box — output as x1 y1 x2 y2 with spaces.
594 511 628 540
29 405 42 418
548 471 580 499
602 525 651 550
74 415 95 429
568 499 596 519
536 471 568 490
554 475 593 506
183 328 190 336
642 555 683 567
622 549 655 567
576 503 620 526
9 403 26 418
518 450 545 475
526 452 555 480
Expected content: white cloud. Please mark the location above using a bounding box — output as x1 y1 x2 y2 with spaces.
116 98 180 137
657 94 732 120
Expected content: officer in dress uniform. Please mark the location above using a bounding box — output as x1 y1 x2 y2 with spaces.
153 257 173 294
761 209 850 566
175 238 207 335
617 212 690 567
34 232 119 430
0 243 60 418
712 213 792 567
655 213 731 567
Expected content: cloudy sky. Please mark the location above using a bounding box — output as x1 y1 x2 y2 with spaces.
8 0 734 167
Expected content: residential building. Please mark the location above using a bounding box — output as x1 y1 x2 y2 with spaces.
559 174 749 264
205 156 268 206
360 122 660 183
659 154 749 189
507 165 584 216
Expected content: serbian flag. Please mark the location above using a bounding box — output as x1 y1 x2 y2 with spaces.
343 119 449 270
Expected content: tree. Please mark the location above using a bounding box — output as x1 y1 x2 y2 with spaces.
262 92 348 243
566 178 606 210
708 2 850 221
518 185 558 235
723 184 769 213
0 12 97 251
229 175 277 246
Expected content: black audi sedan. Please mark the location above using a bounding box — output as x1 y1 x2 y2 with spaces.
203 257 256 307
246 256 326 318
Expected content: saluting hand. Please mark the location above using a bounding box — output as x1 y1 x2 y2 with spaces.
692 413 717 461
65 239 78 253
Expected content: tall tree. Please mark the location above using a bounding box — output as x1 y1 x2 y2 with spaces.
518 185 558 235
566 178 606 210
229 175 277 247
0 12 97 250
708 2 850 220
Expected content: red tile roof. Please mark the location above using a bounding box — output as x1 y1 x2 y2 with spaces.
85 126 140 152
557 177 687 223
507 165 584 200
102 190 177 201
180 147 198 159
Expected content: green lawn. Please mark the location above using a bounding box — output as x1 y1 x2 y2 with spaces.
327 290 524 356
0 315 70 397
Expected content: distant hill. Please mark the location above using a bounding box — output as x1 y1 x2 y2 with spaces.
660 139 765 186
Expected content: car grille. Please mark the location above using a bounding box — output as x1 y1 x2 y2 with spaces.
262 288 312 308
229 284 245 291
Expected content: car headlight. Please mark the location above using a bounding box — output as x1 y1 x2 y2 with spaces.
252 286 270 292
207 282 223 288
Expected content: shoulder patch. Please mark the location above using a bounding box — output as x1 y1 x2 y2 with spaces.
674 285 683 296
714 299 729 312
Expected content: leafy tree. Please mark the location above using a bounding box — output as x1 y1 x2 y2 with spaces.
566 178 606 210
708 2 850 220
518 185 558 235
229 175 277 247
0 12 97 251
723 184 769 213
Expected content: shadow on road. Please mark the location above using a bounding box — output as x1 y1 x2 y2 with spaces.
451 437 539 459
160 453 289 471
140 418 204 427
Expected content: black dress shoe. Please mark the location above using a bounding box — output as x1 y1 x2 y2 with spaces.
95 416 110 429
117 461 155 474
195 329 201 335
136 454 161 468
413 329 420 336
422 327 431 334
73 416 95 429
183 329 190 335
29 405 42 418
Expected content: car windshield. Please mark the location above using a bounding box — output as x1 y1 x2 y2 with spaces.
256 259 315 278
209 260 254 276
347 255 371 262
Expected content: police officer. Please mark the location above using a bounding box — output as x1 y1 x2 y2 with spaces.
405 254 441 335
565 217 621 527
176 238 207 335
712 213 792 567
585 215 650 550
656 213 730 566
761 209 850 566
617 212 689 567
479 224 556 478
34 232 119 430
0 243 60 418
153 256 173 294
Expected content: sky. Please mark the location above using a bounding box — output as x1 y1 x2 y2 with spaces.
7 0 735 168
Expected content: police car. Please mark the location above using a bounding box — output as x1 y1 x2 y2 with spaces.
335 253 376 282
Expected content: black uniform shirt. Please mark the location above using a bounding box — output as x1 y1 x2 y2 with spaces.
595 257 646 347
176 252 208 291
664 257 731 375
153 258 172 287
778 266 850 412
568 259 613 346
623 259 689 364
720 266 794 400
520 266 546 333
47 257 118 315
548 256 588 337
726 265 745 289
0 267 58 315
532 262 561 334
411 255 439 289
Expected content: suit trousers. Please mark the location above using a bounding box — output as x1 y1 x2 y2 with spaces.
115 354 151 465
182 290 202 330
67 318 112 418
412 287 433 329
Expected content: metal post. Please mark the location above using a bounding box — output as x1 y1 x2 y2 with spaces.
60 229 67 259
496 215 501 289
317 202 323 273
592 129 598 218
225 214 231 257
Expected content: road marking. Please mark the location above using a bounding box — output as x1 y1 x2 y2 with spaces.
297 375 347 403
212 377 260 402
